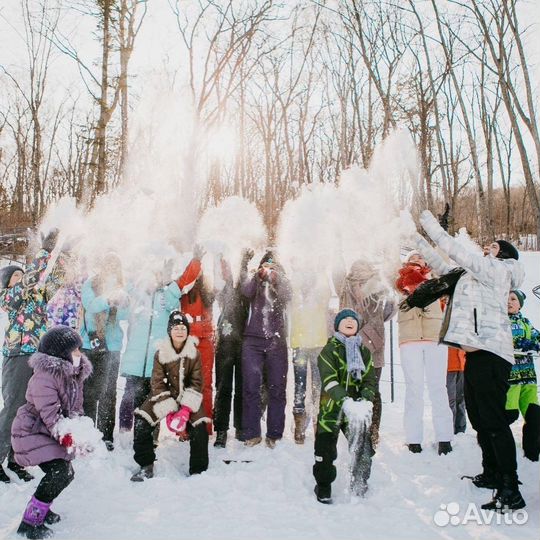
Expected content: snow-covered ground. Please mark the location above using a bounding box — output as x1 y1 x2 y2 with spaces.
0 254 539 540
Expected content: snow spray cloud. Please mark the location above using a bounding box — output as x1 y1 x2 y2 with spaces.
36 78 216 287
196 195 268 286
277 129 419 300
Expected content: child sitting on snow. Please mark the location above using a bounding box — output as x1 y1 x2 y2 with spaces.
313 309 377 504
11 326 93 539
506 290 540 461
130 311 209 481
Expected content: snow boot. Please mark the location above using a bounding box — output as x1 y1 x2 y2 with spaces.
481 473 525 512
44 511 60 525
235 429 245 442
8 461 34 482
265 437 279 449
293 413 306 444
244 437 262 447
438 442 452 455
130 464 154 482
17 496 53 539
0 464 11 483
104 440 114 452
407 443 422 453
314 485 332 504
470 468 500 489
214 431 227 448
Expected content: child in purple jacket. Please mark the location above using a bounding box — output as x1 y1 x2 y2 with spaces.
11 326 92 539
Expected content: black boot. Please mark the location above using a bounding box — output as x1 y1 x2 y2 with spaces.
314 485 332 504
481 473 526 512
130 464 154 482
16 521 53 539
214 431 227 448
0 464 11 483
44 511 61 525
438 442 453 455
472 468 500 489
8 462 34 482
407 443 422 453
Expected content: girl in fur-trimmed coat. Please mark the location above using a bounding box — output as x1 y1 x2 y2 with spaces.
11 326 92 539
131 311 209 481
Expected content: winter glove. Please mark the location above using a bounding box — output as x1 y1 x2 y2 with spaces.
59 433 74 449
241 248 255 264
166 406 192 433
41 228 60 252
437 203 450 232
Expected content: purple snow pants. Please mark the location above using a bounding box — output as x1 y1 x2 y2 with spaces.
241 336 288 440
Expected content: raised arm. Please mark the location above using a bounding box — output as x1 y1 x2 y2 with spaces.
419 210 502 285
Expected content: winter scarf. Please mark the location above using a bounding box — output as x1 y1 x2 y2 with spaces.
333 331 365 380
396 263 431 296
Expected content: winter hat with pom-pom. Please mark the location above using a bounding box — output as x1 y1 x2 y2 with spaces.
167 310 190 336
38 326 83 362
0 265 24 289
495 240 519 261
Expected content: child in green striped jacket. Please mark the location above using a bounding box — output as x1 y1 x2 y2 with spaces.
313 309 377 504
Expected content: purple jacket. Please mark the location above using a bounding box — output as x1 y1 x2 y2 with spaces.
241 272 292 340
11 352 92 467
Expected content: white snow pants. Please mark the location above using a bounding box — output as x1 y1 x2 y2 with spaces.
400 341 454 444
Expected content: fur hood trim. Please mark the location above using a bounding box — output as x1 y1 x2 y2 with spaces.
156 335 200 364
29 352 93 381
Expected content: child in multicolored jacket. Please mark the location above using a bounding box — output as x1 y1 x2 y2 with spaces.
313 309 377 504
506 290 539 421
0 230 67 483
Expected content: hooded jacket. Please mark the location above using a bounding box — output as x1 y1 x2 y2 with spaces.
11 352 92 466
415 211 524 364
0 249 67 357
340 261 397 367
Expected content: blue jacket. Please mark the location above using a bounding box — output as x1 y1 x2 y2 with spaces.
120 281 181 378
80 277 129 352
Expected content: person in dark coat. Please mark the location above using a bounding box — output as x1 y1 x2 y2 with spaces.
213 250 251 448
240 251 292 448
10 326 93 539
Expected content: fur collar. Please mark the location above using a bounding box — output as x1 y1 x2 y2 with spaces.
156 335 199 364
29 352 93 381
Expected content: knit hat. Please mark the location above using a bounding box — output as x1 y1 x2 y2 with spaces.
259 250 274 268
334 309 363 332
404 250 422 263
0 265 24 289
511 289 526 308
38 326 83 362
167 310 190 335
495 240 519 261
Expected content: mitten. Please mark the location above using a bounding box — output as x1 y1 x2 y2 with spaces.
166 406 192 433
59 433 73 448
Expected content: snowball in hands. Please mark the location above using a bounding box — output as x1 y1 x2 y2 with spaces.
342 398 373 426
54 416 104 456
